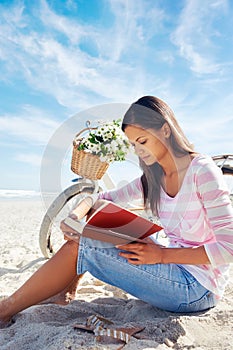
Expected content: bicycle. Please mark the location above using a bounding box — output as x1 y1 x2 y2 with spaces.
39 120 144 258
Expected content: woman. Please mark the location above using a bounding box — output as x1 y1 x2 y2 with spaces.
1 96 232 327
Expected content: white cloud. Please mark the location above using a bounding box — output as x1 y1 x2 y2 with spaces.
39 0 86 44
65 0 78 12
1 2 26 28
107 0 165 61
15 153 42 167
0 0 169 110
0 105 60 145
183 114 233 155
155 50 175 65
171 0 229 75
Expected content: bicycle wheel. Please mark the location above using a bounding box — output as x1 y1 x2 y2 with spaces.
39 180 97 258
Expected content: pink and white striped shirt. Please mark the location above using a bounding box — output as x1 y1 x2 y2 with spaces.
97 154 233 298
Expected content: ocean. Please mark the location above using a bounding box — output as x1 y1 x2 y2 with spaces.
0 189 41 199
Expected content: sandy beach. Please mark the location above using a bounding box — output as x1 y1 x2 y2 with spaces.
0 199 232 350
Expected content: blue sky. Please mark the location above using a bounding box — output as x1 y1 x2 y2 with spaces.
0 0 232 192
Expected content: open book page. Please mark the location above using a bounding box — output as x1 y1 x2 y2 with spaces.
64 217 150 245
64 199 163 245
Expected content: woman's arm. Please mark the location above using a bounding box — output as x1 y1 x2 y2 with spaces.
196 160 233 267
70 177 143 215
71 196 94 219
60 196 94 239
117 242 210 265
161 245 210 264
97 176 143 203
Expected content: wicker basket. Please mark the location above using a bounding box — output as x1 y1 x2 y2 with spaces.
71 125 109 180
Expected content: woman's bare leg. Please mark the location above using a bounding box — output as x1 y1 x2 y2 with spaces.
0 240 80 326
40 274 84 305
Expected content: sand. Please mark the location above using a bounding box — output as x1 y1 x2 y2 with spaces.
0 199 232 350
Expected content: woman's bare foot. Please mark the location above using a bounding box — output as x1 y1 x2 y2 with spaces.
39 291 75 305
0 298 13 328
0 319 13 329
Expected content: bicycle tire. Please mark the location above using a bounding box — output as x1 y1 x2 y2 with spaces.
39 180 97 258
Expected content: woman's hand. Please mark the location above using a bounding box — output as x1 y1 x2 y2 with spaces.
117 240 211 265
60 214 79 241
117 239 163 265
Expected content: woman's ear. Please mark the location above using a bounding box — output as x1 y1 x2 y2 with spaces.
162 123 171 138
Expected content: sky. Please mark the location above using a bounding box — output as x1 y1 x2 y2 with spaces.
0 0 233 194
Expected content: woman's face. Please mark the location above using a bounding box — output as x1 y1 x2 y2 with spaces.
124 125 169 166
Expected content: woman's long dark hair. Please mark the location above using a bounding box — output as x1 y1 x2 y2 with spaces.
122 96 194 215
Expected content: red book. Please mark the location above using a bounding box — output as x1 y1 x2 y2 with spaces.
64 199 163 245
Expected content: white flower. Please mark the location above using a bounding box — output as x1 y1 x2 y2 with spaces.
99 155 107 162
76 119 131 162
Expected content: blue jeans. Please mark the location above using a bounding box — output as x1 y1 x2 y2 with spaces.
77 237 217 313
